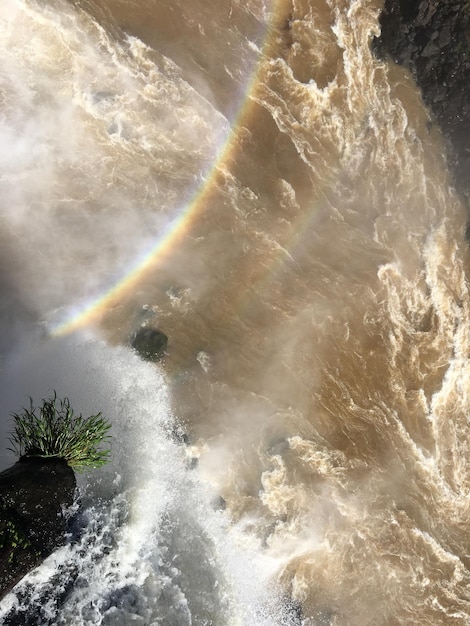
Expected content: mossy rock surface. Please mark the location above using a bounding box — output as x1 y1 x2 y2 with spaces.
0 458 76 600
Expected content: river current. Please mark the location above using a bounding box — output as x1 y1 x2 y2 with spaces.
1 0 470 624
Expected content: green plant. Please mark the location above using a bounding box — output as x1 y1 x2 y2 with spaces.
0 522 33 564
8 393 111 471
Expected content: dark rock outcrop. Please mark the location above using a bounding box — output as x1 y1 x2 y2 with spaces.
130 327 168 361
373 0 470 198
0 458 76 600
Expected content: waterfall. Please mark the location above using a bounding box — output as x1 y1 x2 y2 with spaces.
1 0 469 624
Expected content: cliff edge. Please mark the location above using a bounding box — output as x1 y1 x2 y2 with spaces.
374 0 470 199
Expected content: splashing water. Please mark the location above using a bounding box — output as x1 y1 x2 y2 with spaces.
0 332 298 624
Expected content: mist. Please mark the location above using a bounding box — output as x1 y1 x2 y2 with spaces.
0 0 230 326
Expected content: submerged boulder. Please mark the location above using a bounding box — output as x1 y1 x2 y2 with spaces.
130 327 168 361
0 458 76 600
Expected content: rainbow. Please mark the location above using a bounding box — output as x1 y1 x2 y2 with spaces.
51 3 283 337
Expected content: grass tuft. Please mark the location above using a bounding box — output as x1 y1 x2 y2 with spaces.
8 392 111 472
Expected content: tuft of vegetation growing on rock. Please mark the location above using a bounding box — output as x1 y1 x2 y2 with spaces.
8 393 111 471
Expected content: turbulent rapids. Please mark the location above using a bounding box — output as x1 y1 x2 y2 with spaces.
1 0 470 624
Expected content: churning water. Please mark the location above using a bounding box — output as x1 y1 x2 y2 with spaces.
1 0 470 624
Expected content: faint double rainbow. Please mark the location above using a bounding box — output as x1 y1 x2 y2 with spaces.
50 3 283 337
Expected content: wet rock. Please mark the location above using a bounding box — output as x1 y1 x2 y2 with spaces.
186 456 199 470
0 458 76 600
130 327 168 362
465 222 470 244
266 438 290 456
211 495 227 511
281 597 304 624
169 426 190 446
373 0 470 199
